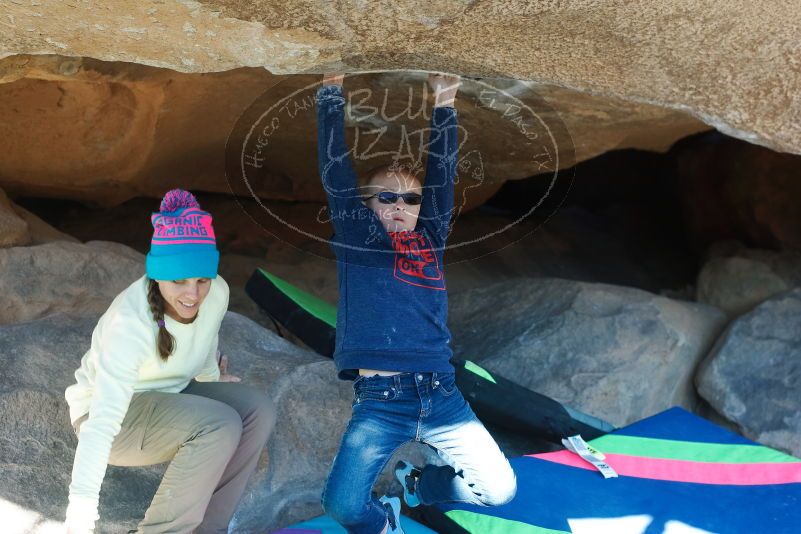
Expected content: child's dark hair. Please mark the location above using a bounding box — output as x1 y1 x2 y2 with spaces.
147 278 175 360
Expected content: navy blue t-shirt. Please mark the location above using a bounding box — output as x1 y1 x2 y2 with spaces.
316 84 459 380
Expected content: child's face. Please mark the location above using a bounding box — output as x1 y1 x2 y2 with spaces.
363 170 422 233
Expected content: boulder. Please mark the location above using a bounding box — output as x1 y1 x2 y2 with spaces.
696 241 801 316
1 2 798 155
0 187 29 247
0 58 706 210
0 185 78 248
696 288 801 458
10 203 80 245
0 241 144 325
448 277 728 426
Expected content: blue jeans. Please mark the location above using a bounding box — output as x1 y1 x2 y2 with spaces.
321 372 517 534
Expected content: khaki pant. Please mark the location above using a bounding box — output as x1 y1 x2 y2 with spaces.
74 381 276 534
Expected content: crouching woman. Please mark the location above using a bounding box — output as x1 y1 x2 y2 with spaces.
63 189 276 534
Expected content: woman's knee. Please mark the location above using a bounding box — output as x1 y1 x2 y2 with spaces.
199 402 243 452
240 386 277 440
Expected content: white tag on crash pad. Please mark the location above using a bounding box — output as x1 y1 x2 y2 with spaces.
562 435 618 479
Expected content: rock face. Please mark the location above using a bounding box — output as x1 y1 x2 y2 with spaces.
0 186 79 248
0 56 706 209
0 187 30 247
676 133 801 251
0 314 128 533
448 278 728 427
0 241 145 325
696 289 801 458
0 310 356 532
2 2 798 156
11 203 80 245
697 242 801 317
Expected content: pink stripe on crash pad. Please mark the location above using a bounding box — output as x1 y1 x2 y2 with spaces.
529 451 801 485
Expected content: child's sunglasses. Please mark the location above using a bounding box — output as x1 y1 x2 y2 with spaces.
366 191 423 205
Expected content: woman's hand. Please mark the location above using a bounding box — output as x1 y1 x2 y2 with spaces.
428 73 461 107
217 351 241 383
322 73 345 86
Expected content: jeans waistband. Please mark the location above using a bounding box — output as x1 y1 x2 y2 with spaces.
354 371 452 390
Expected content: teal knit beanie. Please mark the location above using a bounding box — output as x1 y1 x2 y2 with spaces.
145 189 219 280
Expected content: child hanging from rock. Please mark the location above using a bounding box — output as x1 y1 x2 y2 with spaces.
316 72 517 534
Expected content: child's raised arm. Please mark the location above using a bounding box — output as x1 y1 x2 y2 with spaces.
419 73 461 246
316 76 374 246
